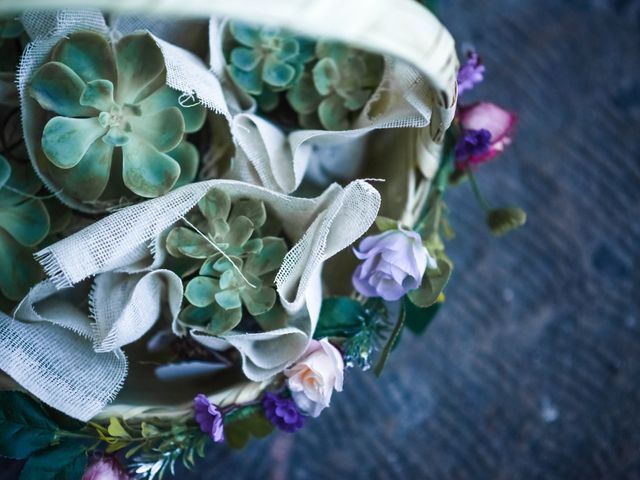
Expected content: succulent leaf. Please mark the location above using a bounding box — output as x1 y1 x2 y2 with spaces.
121 136 181 198
29 62 96 118
42 116 106 169
168 141 199 189
185 276 218 308
30 31 205 205
51 31 116 83
115 32 166 104
0 155 68 303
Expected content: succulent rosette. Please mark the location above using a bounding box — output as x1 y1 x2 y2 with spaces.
225 21 316 112
166 188 289 335
28 31 206 206
287 41 384 130
224 21 384 131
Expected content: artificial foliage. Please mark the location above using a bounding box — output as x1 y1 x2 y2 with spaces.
29 31 206 204
225 22 384 130
288 41 384 130
226 21 315 112
166 188 288 336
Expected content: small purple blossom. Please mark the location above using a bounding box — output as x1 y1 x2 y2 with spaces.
352 229 436 301
455 128 492 166
457 50 485 96
263 392 305 432
193 393 224 442
456 102 518 168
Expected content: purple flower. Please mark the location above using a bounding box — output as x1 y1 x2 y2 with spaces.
262 392 305 432
193 393 224 442
457 50 485 96
82 454 129 480
456 102 518 168
455 128 492 166
352 229 435 301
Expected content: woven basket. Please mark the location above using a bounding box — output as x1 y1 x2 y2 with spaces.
0 0 458 426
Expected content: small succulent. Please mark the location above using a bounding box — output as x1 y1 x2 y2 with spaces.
0 154 49 303
0 16 23 44
225 21 315 112
0 16 24 76
28 31 206 204
287 41 384 130
166 189 288 336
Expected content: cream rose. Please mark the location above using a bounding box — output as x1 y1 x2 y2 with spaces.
284 338 344 417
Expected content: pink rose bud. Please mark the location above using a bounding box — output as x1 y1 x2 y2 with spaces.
456 102 517 167
82 455 129 480
285 339 344 418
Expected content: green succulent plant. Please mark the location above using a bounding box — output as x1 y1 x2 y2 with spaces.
0 16 24 77
28 31 207 204
0 17 23 43
0 154 49 303
287 41 384 130
225 21 315 112
166 188 288 335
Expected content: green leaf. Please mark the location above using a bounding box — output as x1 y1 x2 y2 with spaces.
19 440 87 480
29 62 95 118
407 255 453 308
373 302 406 377
115 32 165 104
314 297 365 339
223 405 274 450
404 298 441 335
317 95 349 131
121 135 181 198
229 22 260 48
42 116 105 169
0 391 58 459
262 56 296 88
107 417 131 439
51 31 116 84
374 215 399 232
198 188 231 223
230 47 262 72
129 106 185 153
0 197 50 247
185 276 219 308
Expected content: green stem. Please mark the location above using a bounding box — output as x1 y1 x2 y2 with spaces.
57 430 97 440
466 167 492 212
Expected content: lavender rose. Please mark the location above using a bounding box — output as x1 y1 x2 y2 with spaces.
352 229 435 301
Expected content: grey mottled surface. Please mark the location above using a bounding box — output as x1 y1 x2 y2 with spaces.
3 0 640 478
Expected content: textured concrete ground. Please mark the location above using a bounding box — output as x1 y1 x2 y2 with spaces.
3 0 640 478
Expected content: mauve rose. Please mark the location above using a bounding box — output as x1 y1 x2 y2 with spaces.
457 102 517 166
285 339 344 418
352 229 435 301
82 455 129 480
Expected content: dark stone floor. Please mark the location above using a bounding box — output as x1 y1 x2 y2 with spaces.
3 0 640 478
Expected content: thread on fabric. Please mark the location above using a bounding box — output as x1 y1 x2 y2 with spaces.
180 216 258 289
